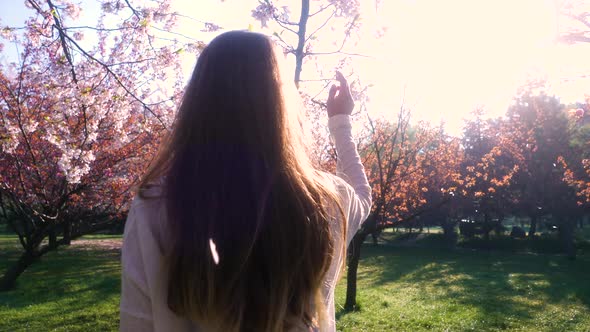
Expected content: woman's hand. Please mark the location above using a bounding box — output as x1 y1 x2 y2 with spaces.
327 71 354 118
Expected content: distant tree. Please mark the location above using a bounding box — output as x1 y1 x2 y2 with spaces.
342 106 462 310
458 109 523 239
419 127 463 243
561 97 590 227
507 91 580 258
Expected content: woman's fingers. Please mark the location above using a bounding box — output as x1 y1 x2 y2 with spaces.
328 84 339 103
335 71 352 101
335 71 347 88
327 71 354 117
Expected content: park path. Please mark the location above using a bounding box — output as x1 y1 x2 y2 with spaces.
70 238 122 251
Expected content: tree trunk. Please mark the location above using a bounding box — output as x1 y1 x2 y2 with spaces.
528 215 537 237
371 232 378 245
0 252 36 291
48 229 57 248
442 218 457 246
344 232 367 311
63 221 72 245
293 0 310 86
560 218 576 260
483 213 490 241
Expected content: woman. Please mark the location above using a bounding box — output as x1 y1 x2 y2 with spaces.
120 30 371 332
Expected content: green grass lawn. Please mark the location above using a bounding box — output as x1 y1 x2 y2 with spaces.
335 245 590 331
1 234 589 331
0 235 121 331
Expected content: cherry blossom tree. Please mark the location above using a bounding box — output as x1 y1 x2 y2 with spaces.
251 0 369 173
0 0 204 290
558 0 590 44
251 0 363 85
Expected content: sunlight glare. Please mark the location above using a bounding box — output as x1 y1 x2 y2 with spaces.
171 0 590 136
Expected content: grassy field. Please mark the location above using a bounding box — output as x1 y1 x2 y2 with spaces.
0 234 121 331
1 234 589 331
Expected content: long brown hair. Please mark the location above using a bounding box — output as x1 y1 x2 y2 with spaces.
139 31 345 331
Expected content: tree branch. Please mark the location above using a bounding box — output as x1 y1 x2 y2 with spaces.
305 9 336 43
309 3 335 17
304 14 360 57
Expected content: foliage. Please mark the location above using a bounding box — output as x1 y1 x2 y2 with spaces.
561 97 590 204
360 110 461 227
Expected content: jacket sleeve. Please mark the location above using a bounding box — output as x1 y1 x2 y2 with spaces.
328 114 372 244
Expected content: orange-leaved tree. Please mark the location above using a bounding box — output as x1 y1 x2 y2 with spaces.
344 104 463 310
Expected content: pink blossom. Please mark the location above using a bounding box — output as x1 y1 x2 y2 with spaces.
201 22 222 33
73 31 84 41
328 0 360 17
64 3 81 20
0 27 13 39
251 3 276 27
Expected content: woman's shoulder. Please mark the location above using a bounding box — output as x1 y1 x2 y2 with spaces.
135 177 165 200
316 171 357 216
130 183 165 219
318 171 354 198
126 181 169 253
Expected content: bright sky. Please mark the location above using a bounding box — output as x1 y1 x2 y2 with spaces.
2 0 590 135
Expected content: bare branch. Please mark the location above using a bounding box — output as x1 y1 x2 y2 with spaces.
306 10 336 43
304 14 361 57
271 32 295 53
299 78 331 82
309 3 335 17
306 51 371 58
151 26 200 41
310 98 327 108
123 0 142 18
64 25 132 32
275 19 299 35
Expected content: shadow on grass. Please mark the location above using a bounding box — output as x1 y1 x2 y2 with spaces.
337 244 590 329
0 240 121 331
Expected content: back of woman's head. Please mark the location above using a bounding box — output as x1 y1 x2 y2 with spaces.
140 31 344 331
